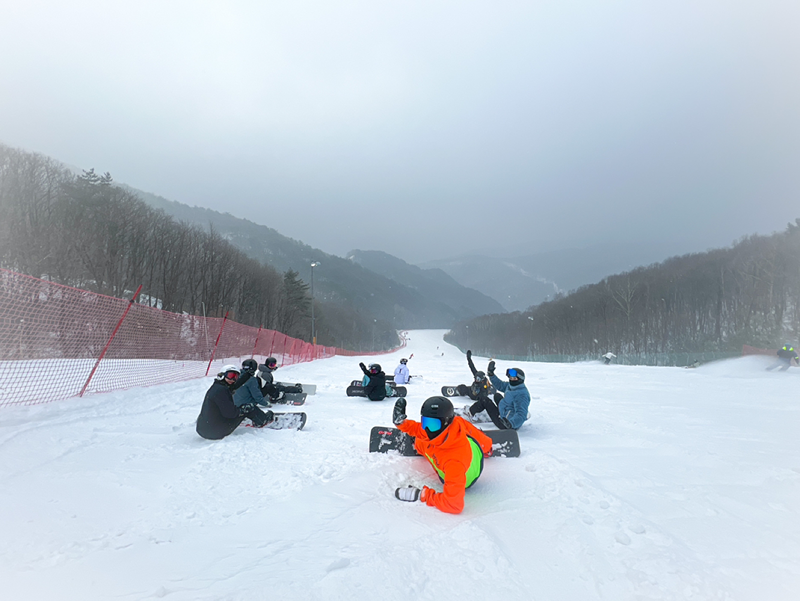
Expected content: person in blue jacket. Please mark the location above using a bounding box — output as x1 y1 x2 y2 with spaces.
233 359 272 409
464 360 530 430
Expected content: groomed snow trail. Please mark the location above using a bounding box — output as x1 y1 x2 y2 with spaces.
1 330 799 600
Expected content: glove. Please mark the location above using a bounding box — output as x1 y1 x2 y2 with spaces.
238 403 256 415
393 398 407 425
487 360 496 376
359 362 366 371
466 350 472 359
395 486 421 502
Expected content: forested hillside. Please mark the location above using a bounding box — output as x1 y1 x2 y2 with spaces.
446 223 800 362
0 144 398 351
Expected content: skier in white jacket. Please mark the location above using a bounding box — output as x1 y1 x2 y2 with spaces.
393 358 410 384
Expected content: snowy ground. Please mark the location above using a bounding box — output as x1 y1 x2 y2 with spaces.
1 330 799 601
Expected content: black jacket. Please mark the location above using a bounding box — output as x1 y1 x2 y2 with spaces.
360 363 387 401
196 373 251 440
466 353 494 401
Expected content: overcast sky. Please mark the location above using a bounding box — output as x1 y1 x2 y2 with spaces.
1 1 799 264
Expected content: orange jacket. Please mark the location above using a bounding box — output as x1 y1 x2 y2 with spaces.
398 416 493 514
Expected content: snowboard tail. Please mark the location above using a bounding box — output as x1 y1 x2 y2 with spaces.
245 412 307 431
441 385 470 397
346 386 407 398
368 426 520 457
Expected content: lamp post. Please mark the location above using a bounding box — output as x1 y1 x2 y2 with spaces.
310 262 319 350
527 316 534 359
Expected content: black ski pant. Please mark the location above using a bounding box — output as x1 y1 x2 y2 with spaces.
468 393 512 430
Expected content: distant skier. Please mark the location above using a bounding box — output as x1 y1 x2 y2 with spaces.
602 352 616 365
359 362 393 401
766 345 799 371
257 357 302 403
196 365 274 440
393 358 410 385
463 360 530 430
392 396 493 514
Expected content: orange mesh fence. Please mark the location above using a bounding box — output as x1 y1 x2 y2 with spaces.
0 269 403 407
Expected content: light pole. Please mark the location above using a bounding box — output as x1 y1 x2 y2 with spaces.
528 316 534 359
310 262 319 349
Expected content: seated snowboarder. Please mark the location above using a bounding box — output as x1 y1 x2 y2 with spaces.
257 356 302 403
463 360 530 431
196 364 274 440
455 350 495 400
392 396 493 514
359 362 393 401
766 345 799 371
234 359 271 408
393 358 410 385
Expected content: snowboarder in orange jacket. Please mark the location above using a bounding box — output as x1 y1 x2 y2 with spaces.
393 396 493 514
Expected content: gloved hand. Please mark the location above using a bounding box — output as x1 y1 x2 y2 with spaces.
487 360 496 375
238 403 256 415
359 362 366 371
466 349 472 359
395 486 421 502
393 398 407 425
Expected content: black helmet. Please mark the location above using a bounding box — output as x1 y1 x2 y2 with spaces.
400 358 408 364
420 396 454 439
369 363 381 374
506 367 525 384
242 358 258 373
265 357 278 370
474 370 486 382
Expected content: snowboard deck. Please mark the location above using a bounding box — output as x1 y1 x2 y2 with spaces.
245 412 307 430
276 382 316 395
350 379 398 388
441 385 470 397
269 391 307 406
368 425 520 457
346 385 407 398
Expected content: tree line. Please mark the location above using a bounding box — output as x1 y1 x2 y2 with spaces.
0 144 398 351
446 221 800 361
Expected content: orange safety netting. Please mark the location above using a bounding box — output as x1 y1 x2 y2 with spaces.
0 268 400 407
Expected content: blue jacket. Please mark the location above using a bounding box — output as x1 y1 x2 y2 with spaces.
233 374 266 407
489 374 530 429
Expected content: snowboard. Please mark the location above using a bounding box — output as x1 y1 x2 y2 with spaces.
368 426 520 458
245 412 307 430
441 385 470 397
269 391 307 406
346 385 407 398
276 382 316 395
350 379 398 388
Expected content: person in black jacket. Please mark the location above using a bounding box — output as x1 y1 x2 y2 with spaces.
359 362 390 401
766 345 799 371
196 364 274 440
455 350 495 400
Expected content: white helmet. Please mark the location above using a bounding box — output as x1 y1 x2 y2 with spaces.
216 364 241 381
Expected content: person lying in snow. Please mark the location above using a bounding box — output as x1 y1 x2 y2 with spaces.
392 396 493 514
196 364 274 440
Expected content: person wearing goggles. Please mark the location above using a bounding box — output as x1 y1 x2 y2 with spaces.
358 362 393 401
196 364 274 440
256 357 302 402
463 359 531 431
392 396 493 514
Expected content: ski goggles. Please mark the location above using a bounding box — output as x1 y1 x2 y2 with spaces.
223 370 240 381
506 368 520 379
421 416 442 432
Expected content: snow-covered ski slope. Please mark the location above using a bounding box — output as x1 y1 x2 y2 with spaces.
1 330 798 601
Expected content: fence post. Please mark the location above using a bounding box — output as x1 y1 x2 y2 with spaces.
79 285 142 397
251 325 263 359
205 311 230 376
